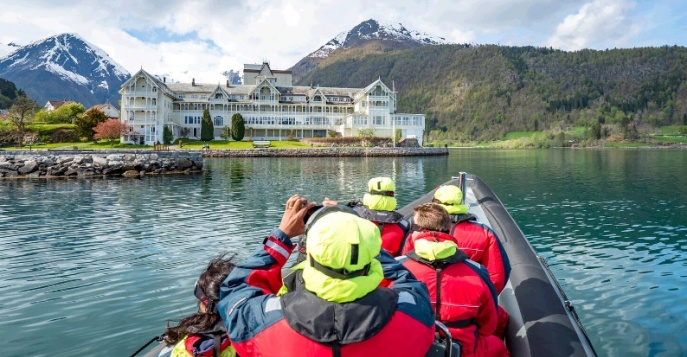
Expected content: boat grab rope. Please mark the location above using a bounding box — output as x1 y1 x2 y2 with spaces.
538 256 598 356
129 334 165 357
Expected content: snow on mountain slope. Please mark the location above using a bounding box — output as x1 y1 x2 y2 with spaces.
307 19 447 58
0 33 130 108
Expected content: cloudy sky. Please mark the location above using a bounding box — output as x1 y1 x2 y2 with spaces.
1 0 685 83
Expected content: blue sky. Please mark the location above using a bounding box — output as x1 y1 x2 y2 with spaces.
1 0 686 83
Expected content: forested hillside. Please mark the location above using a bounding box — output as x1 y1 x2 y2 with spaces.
0 78 24 109
296 44 687 141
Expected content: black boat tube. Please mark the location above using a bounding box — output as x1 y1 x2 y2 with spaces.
398 175 597 357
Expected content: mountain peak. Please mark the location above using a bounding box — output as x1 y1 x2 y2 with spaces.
307 18 446 58
0 33 130 108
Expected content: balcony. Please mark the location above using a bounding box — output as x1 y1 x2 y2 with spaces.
125 104 158 110
125 91 158 98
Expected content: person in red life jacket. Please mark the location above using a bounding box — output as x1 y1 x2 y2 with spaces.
326 177 411 257
217 194 436 357
163 253 237 357
403 185 511 295
398 203 509 357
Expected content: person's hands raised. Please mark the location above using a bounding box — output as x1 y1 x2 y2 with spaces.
279 195 316 238
322 197 339 207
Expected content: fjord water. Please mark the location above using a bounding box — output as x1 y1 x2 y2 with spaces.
0 149 685 357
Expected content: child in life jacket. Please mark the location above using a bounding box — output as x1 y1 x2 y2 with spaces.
163 253 236 357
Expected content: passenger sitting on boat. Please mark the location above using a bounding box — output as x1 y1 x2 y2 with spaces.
327 177 411 257
218 194 436 357
397 203 509 357
403 184 511 295
163 253 236 357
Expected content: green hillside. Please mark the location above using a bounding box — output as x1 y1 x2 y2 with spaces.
296 44 687 142
0 78 24 109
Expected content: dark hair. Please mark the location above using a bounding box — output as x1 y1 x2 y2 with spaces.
164 253 236 346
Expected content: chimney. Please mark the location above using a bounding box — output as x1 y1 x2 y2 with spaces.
163 77 166 83
192 78 195 86
226 79 230 87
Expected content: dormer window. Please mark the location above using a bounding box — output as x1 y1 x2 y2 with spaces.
314 95 321 102
215 93 223 99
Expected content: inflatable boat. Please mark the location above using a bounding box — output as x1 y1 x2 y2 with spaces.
396 173 597 357
133 173 597 357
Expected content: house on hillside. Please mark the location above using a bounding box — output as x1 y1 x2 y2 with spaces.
118 62 425 145
87 103 119 119
44 100 74 111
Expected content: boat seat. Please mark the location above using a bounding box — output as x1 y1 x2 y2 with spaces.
425 321 461 357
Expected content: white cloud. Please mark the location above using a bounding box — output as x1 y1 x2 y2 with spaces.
0 0 679 84
546 0 641 50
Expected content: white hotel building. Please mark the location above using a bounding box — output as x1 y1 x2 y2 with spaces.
119 62 425 145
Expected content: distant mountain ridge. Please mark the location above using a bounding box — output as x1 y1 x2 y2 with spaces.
297 44 687 141
0 33 129 108
290 19 446 83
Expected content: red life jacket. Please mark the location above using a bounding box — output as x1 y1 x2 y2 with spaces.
448 214 510 294
352 205 410 257
231 270 435 357
399 231 499 356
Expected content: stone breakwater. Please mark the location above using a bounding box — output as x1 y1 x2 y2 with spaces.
203 147 449 158
0 150 203 178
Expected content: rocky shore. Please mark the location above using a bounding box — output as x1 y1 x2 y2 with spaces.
202 147 449 158
0 147 447 178
0 150 203 178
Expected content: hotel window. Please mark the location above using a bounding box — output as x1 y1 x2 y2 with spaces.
152 87 157 92
214 116 223 126
373 116 385 126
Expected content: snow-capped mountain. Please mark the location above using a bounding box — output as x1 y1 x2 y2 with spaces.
290 19 446 83
307 19 447 59
0 33 129 108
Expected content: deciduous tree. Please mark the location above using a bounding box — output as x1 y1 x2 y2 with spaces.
94 120 131 145
75 109 108 141
7 95 38 147
200 109 214 141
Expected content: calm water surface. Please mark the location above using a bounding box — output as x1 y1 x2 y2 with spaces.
0 149 685 356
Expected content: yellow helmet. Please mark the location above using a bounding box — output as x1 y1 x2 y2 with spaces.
433 185 468 215
301 207 384 303
307 209 381 274
362 177 397 211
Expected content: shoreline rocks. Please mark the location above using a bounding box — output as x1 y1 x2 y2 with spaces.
0 147 447 179
203 147 449 158
0 150 203 179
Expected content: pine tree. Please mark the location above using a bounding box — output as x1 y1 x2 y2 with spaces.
231 113 245 141
163 125 173 145
200 109 214 141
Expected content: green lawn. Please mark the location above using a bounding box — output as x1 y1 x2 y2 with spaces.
178 140 313 149
650 135 687 143
503 131 542 140
655 125 687 135
10 139 315 150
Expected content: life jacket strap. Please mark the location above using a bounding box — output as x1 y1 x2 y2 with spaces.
368 189 394 197
309 255 371 280
443 317 477 328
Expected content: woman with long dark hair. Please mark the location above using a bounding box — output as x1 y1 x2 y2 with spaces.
164 253 236 357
